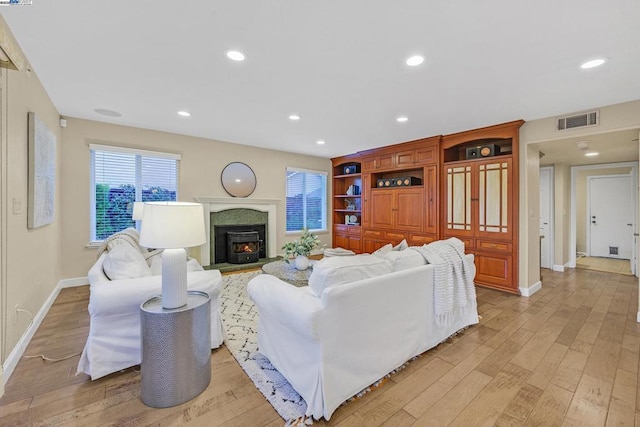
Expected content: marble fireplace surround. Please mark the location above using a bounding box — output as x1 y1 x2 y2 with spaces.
194 197 279 267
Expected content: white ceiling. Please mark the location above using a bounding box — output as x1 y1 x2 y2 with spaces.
2 1 640 160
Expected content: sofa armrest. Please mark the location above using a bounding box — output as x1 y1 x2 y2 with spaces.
89 269 221 316
247 274 322 339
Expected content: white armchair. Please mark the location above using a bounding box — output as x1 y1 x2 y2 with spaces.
77 252 224 380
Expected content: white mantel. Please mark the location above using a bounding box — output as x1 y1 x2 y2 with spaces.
195 197 279 266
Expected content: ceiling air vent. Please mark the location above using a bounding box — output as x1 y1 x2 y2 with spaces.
557 111 599 131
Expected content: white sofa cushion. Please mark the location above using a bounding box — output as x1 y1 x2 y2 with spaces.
102 244 152 280
393 239 408 251
372 243 393 256
308 254 392 297
383 247 427 272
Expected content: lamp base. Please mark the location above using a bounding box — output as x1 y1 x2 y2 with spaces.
161 248 188 309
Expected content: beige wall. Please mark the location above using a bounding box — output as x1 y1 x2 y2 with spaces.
60 118 332 278
575 166 634 254
521 99 640 144
0 63 62 368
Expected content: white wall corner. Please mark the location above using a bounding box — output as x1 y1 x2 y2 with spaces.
520 281 542 297
636 311 640 323
2 280 65 388
552 264 565 272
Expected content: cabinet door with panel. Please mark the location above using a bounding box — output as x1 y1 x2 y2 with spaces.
362 152 394 171
371 188 423 231
370 190 394 228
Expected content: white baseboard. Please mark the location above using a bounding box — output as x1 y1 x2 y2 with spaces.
637 312 640 323
1 277 81 393
59 276 89 288
519 281 542 297
552 264 565 272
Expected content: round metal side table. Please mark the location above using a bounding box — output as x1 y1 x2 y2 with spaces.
140 291 211 408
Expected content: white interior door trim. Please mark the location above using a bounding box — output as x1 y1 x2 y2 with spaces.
569 161 638 269
539 166 554 269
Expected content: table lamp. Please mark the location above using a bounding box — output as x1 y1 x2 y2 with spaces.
132 202 145 221
139 202 206 309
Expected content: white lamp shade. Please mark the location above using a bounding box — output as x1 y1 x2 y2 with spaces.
139 202 206 249
132 202 145 220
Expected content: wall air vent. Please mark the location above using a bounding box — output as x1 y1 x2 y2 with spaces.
557 111 599 131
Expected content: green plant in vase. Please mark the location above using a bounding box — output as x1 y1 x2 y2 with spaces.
282 229 320 270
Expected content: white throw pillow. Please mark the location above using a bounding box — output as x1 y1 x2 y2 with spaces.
372 243 393 257
384 247 426 272
102 244 152 280
393 239 408 251
308 254 392 297
149 254 204 276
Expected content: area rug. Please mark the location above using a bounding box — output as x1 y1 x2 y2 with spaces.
219 271 308 424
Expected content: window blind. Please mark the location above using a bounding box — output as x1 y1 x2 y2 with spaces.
90 145 179 241
285 167 327 232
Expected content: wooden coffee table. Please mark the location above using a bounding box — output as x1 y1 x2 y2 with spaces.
261 260 314 287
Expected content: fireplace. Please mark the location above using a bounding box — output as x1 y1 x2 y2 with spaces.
195 197 279 267
226 231 260 264
214 224 266 264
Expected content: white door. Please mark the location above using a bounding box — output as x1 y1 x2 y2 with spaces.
539 167 553 269
589 175 634 259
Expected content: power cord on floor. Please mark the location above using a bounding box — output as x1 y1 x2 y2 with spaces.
23 352 81 362
15 306 81 362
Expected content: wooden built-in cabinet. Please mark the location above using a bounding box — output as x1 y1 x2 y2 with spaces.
440 120 524 294
332 122 523 293
342 136 440 254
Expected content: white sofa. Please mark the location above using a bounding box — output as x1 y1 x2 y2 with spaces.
77 252 224 380
247 243 478 421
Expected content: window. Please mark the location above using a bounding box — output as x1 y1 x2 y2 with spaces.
285 167 327 232
90 144 180 242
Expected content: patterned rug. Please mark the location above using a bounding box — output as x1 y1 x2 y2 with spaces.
219 271 308 423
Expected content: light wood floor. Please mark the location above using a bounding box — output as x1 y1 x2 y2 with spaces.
576 256 633 276
0 268 639 426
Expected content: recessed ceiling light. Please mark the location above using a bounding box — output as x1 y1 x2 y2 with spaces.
397 116 408 123
406 55 424 66
585 151 599 157
581 58 606 69
289 114 301 121
316 140 325 145
94 108 122 117
177 111 191 117
226 50 246 61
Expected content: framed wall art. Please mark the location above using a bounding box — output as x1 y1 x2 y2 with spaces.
27 112 56 229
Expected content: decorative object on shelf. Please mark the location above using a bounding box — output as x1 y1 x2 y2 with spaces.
346 184 360 195
345 199 356 211
346 214 359 225
281 228 320 270
27 112 56 229
139 202 206 309
221 162 257 197
343 165 359 174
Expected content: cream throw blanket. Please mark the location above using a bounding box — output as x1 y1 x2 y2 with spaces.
96 227 161 260
411 238 476 326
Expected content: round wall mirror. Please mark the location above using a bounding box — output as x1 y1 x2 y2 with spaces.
221 162 257 197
